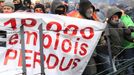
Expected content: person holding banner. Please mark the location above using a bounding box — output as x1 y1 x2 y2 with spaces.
119 7 134 75
34 3 45 13
95 6 124 74
67 0 100 74
2 2 15 13
67 0 101 74
67 0 99 21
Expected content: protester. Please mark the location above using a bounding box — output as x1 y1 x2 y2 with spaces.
67 0 99 21
44 2 51 13
2 2 15 13
23 0 32 12
13 0 26 11
67 0 100 74
45 6 50 13
51 0 67 15
116 5 134 74
23 0 31 8
27 3 34 12
34 3 45 13
0 0 4 13
94 6 124 74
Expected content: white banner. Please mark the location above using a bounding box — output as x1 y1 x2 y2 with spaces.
0 13 106 75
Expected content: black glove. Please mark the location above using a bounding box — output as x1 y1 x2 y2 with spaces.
123 26 134 42
128 26 134 32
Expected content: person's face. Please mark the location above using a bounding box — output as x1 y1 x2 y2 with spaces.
2 6 14 13
76 4 79 9
0 1 4 6
30 3 35 9
111 15 119 21
34 8 43 13
13 0 21 4
45 8 50 13
55 6 66 15
110 15 120 25
85 7 94 18
25 2 30 8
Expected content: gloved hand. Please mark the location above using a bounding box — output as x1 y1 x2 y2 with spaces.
128 26 134 32
123 26 134 42
124 27 131 35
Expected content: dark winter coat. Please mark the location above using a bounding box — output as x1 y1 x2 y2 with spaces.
96 6 124 56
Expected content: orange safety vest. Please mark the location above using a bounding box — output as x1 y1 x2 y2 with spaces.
67 10 83 19
67 10 100 21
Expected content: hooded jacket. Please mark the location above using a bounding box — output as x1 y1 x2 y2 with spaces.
79 0 95 19
107 6 123 55
107 6 122 21
51 0 66 14
97 6 123 56
67 0 99 21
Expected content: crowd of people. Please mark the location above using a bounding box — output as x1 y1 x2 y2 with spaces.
0 0 134 75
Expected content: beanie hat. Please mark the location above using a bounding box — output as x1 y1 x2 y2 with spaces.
4 2 15 9
34 4 45 13
0 0 4 2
